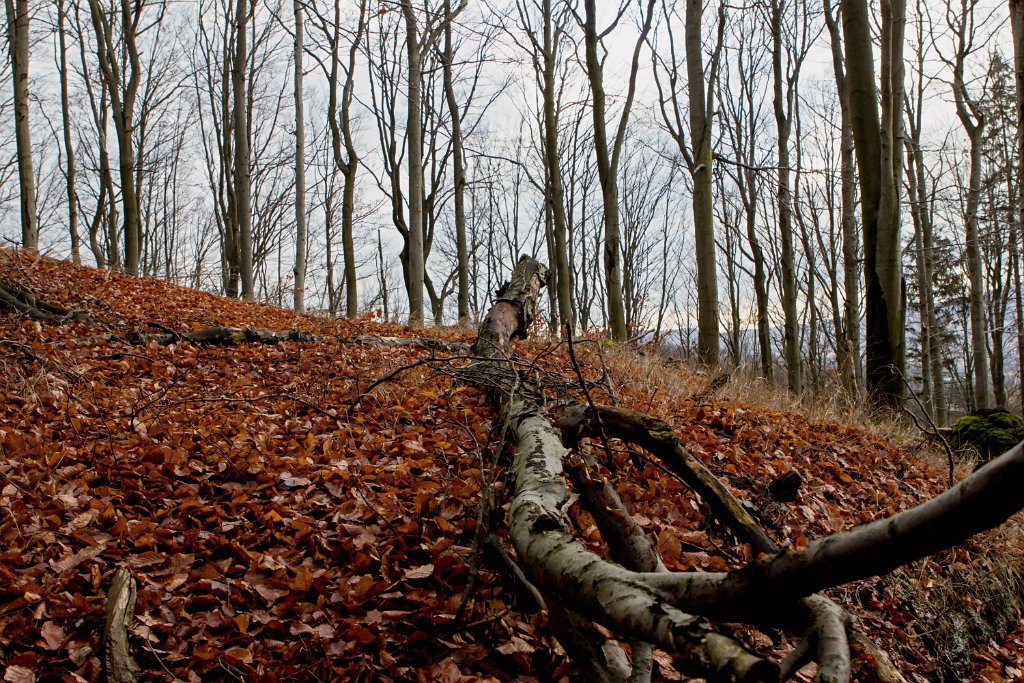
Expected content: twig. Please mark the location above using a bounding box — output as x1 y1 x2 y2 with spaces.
565 324 616 471
346 354 479 409
898 374 955 488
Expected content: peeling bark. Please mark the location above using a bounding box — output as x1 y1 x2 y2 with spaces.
102 569 139 683
472 256 776 681
469 256 1024 682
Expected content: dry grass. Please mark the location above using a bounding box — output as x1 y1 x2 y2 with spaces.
594 344 1024 679
597 345 914 439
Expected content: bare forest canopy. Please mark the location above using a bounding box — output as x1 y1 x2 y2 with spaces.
3 0 1024 411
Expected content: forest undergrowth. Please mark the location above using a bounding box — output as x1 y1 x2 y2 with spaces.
0 249 1022 682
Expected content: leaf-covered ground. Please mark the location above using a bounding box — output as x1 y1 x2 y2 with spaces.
0 250 1021 682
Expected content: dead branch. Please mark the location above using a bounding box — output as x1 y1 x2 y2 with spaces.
467 256 1024 682
0 280 81 321
102 568 139 683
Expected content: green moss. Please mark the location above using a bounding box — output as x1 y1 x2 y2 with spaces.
951 411 1024 460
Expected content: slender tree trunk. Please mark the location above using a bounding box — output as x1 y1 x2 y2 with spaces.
325 0 364 318
771 0 803 395
540 0 573 335
841 0 906 408
687 0 723 367
233 0 254 300
86 0 142 274
57 0 80 265
402 0 425 326
1011 218 1024 414
908 185 933 413
582 0 626 341
378 230 389 321
964 129 991 408
1010 0 1024 411
98 96 119 270
441 1 469 326
823 0 860 397
951 9 991 409
5 0 37 251
292 0 307 313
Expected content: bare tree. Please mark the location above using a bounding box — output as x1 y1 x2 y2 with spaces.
399 0 466 327
305 0 367 318
85 0 165 275
935 0 993 409
718 14 774 381
511 0 575 333
578 0 656 341
840 0 907 408
292 0 306 312
767 0 815 395
56 0 80 264
233 0 254 299
440 0 468 326
904 0 946 421
4 0 37 250
651 0 728 367
822 0 861 398
1013 0 1024 406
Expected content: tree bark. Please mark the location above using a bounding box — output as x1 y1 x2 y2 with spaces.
904 22 946 422
467 255 1024 681
5 0 37 251
1009 0 1023 413
950 0 990 410
538 0 574 335
823 0 860 398
233 0 254 300
771 0 803 396
57 0 80 265
292 0 307 313
841 0 906 408
441 0 470 327
401 0 426 327
581 0 654 342
85 0 143 275
687 0 723 367
102 569 139 683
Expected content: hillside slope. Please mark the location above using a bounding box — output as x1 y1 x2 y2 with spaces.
0 250 1021 681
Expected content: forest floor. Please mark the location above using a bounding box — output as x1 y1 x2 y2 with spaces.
0 249 1023 682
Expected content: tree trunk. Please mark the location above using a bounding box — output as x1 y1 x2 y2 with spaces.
57 0 80 265
1010 0 1024 412
466 255 1024 682
581 0 653 342
953 48 991 409
402 0 426 327
771 0 803 396
293 0 307 313
687 0 722 367
823 0 860 397
441 1 470 327
540 0 574 335
5 0 37 251
841 0 906 408
85 0 143 275
325 0 364 318
233 0 254 300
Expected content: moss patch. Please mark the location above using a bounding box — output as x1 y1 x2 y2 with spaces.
950 411 1024 460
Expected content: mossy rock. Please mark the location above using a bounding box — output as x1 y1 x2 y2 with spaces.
950 410 1024 460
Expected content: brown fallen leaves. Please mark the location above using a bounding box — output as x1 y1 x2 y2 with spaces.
0 250 1019 681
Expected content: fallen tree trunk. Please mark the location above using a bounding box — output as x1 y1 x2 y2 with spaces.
472 257 776 681
470 256 1024 682
0 280 82 321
